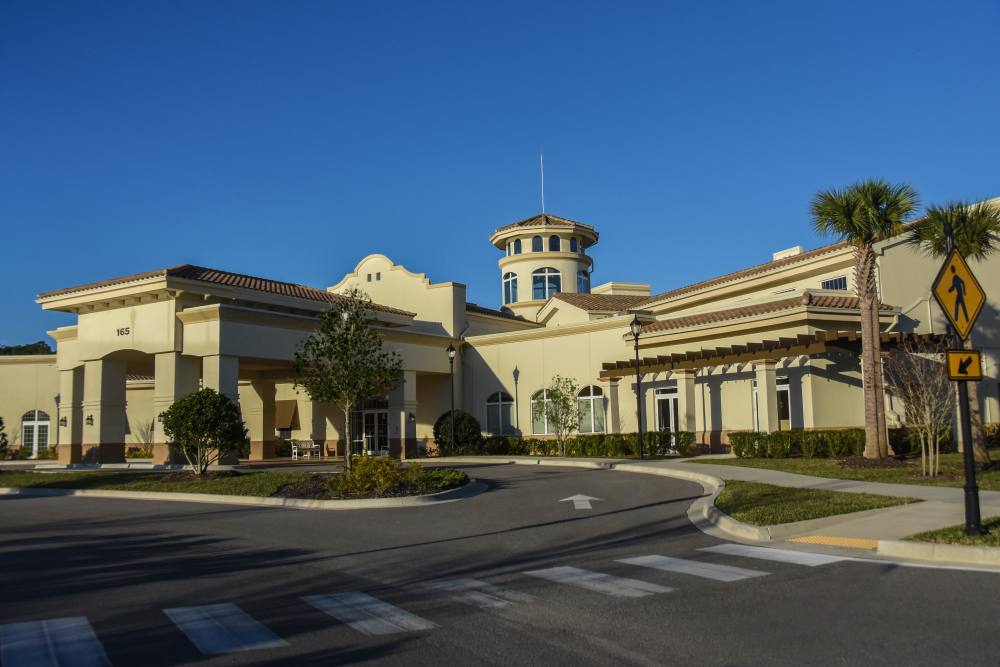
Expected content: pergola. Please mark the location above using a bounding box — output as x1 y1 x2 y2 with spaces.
600 330 943 379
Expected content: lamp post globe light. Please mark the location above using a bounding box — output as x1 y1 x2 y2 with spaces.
447 343 457 450
629 315 644 459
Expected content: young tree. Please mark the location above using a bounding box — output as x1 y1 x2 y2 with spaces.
131 419 155 456
535 375 580 457
161 388 248 475
294 288 403 471
884 339 954 477
906 200 1000 467
812 179 919 458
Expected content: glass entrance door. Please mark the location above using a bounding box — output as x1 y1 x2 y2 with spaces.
363 411 389 456
655 389 679 450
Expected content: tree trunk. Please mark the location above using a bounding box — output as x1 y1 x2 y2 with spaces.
855 248 881 459
343 405 353 471
868 263 890 458
962 338 991 467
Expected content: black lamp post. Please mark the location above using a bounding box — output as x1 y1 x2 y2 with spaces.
629 315 644 459
447 344 457 447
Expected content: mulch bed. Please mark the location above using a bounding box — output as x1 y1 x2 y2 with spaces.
274 477 333 500
837 456 910 469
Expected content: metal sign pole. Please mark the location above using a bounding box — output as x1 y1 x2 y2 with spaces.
945 224 984 535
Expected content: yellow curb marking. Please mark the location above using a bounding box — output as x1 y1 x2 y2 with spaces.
785 535 878 550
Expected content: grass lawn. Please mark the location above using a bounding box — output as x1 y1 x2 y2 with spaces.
689 451 1000 491
715 480 920 526
907 516 1000 547
0 470 317 496
0 467 468 499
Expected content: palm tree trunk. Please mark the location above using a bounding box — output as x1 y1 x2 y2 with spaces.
869 279 890 457
855 247 881 459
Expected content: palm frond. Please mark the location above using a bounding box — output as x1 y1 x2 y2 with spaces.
907 200 1000 260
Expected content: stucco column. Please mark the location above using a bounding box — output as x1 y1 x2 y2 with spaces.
400 370 417 460
675 370 697 433
81 358 127 463
202 355 240 404
243 380 277 460
202 355 240 463
151 352 200 464
57 367 84 464
605 379 621 434
755 360 779 433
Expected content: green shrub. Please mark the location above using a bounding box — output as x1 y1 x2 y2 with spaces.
36 446 59 460
433 410 483 455
728 432 759 458
765 432 792 459
798 431 827 458
422 467 468 490
125 446 152 459
336 455 402 496
274 439 293 457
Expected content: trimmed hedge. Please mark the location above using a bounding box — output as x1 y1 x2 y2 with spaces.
730 427 953 459
439 431 696 458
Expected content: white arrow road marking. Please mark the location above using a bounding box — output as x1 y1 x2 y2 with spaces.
304 593 437 636
164 604 287 656
0 617 110 667
525 566 673 598
560 494 602 510
420 578 534 609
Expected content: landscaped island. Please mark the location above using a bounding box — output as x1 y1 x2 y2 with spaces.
0 459 467 501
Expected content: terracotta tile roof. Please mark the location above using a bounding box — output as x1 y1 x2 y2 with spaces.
465 302 528 321
638 242 852 306
38 264 415 317
639 291 895 334
551 293 652 311
493 213 597 235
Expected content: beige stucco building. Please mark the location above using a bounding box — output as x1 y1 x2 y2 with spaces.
2 207 998 463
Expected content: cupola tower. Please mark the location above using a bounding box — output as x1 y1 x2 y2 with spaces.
489 213 599 320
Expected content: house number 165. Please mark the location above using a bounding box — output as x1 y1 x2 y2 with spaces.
116 327 131 336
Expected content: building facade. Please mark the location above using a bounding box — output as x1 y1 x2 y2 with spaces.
2 208 998 462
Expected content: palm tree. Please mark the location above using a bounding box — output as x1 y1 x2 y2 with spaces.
811 180 919 458
906 200 1000 467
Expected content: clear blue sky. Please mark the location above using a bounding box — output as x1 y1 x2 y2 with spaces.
2 1 998 345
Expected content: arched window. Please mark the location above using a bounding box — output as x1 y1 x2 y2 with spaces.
486 391 515 435
20 409 51 458
503 272 518 305
577 270 590 294
531 389 551 435
548 235 560 252
532 267 561 300
570 237 578 253
513 238 522 254
577 386 606 433
531 235 543 252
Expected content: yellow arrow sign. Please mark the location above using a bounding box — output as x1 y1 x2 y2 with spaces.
932 249 986 340
947 349 983 381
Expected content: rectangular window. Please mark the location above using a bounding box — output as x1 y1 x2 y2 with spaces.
821 275 847 291
486 405 499 435
533 275 545 300
578 399 593 433
532 408 546 435
500 402 514 435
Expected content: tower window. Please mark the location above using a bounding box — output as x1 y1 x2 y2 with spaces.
513 239 522 254
531 235 543 252
570 237 578 252
577 270 590 294
548 235 560 252
821 275 847 291
532 267 561 300
503 272 518 304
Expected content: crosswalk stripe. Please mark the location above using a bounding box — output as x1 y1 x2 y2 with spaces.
304 593 437 636
0 617 110 667
699 544 850 567
163 603 287 655
524 566 674 598
420 578 534 609
618 554 769 582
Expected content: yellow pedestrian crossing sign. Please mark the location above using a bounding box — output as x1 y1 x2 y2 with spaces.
932 249 985 340
947 349 983 381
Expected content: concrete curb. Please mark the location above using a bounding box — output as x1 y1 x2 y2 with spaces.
877 539 1000 567
0 478 484 511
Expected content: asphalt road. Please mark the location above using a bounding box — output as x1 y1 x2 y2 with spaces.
1 463 999 666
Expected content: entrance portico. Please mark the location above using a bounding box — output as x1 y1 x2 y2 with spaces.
36 264 454 465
